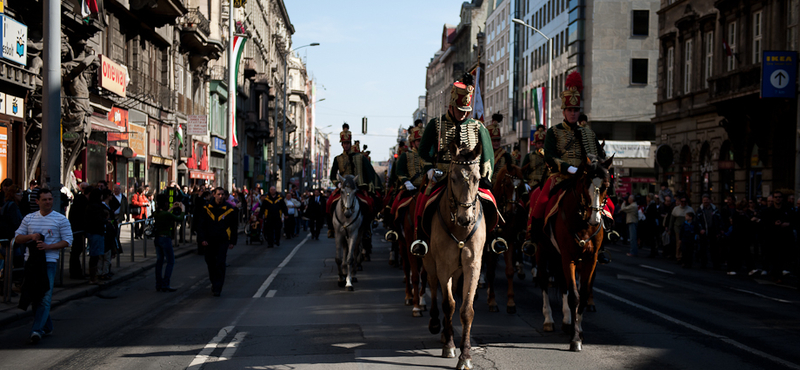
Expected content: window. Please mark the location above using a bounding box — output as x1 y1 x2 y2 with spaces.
684 39 692 93
705 31 713 88
632 10 649 36
667 47 674 99
727 22 737 71
631 58 648 84
752 11 762 64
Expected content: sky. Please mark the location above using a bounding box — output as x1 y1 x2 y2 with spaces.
284 1 469 163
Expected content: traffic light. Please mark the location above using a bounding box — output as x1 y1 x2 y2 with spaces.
362 117 367 134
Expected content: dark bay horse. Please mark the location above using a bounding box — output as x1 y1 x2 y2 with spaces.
533 155 612 351
485 164 527 313
423 142 486 370
398 193 428 317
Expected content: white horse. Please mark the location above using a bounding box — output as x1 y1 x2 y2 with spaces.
333 174 364 291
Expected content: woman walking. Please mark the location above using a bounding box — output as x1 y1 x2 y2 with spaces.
131 188 148 239
622 195 640 257
284 192 300 239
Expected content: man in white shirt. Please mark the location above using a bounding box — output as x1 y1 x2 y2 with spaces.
15 188 73 344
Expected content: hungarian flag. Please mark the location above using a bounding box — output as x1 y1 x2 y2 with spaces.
722 40 733 57
176 124 184 150
471 67 484 122
532 86 546 128
80 0 106 27
230 35 247 147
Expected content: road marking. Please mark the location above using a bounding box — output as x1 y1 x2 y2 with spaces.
728 287 793 304
266 289 277 298
218 332 248 361
595 288 800 370
187 326 234 370
639 264 675 275
253 234 311 298
617 274 662 288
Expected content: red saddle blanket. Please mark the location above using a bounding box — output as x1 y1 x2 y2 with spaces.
419 187 501 238
326 188 373 214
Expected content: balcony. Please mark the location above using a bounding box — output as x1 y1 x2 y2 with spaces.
127 67 172 111
182 8 210 36
707 65 761 104
131 0 188 29
243 57 259 78
180 8 223 68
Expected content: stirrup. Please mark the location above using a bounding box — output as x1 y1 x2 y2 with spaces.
522 241 537 256
385 230 399 242
410 240 428 256
606 229 620 243
491 237 508 254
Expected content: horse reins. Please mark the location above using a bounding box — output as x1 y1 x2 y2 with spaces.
335 187 361 238
440 158 483 249
571 174 608 248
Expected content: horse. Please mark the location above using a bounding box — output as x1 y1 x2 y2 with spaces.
398 193 428 317
333 174 364 291
485 164 528 314
533 155 612 351
423 141 486 370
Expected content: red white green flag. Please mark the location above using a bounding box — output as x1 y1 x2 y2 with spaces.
231 35 247 147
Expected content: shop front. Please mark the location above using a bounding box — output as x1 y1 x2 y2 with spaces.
148 119 174 191
604 141 657 197
0 91 27 184
210 136 226 187
186 140 213 186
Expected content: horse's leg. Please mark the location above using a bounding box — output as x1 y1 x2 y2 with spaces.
420 266 428 311
424 259 441 334
335 229 346 288
562 259 581 351
400 237 413 306
484 245 498 312
457 239 484 370
344 229 358 291
577 251 600 342
541 288 556 332
440 275 457 358
504 238 516 314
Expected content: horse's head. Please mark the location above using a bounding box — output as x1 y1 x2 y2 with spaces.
493 164 525 214
447 141 482 228
337 174 360 218
576 154 614 226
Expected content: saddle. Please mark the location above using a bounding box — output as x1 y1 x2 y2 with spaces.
326 188 373 214
391 189 418 221
419 185 501 238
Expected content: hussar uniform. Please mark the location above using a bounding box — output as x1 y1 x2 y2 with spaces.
486 122 514 185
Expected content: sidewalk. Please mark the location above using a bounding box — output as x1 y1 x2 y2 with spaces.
0 222 240 328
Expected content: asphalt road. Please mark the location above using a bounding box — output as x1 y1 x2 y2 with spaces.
0 228 798 370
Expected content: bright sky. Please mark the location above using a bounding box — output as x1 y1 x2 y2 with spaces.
284 1 468 163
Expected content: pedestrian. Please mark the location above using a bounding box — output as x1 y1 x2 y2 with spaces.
307 188 326 240
130 188 148 239
284 191 300 239
21 179 41 216
100 189 119 280
260 186 287 248
67 183 89 278
726 199 751 275
760 190 794 280
643 193 660 257
0 184 23 275
659 195 675 258
14 188 73 344
192 190 211 255
196 187 239 297
696 194 721 269
85 188 108 285
670 196 694 264
152 194 185 292
680 212 699 268
658 182 673 204
621 195 639 257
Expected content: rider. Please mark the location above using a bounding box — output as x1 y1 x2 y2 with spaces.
390 124 426 227
526 71 617 258
326 123 382 240
521 125 548 189
383 139 407 242
409 73 504 256
485 113 515 185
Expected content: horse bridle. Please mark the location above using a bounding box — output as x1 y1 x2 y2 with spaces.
440 158 482 249
572 172 608 248
335 185 361 238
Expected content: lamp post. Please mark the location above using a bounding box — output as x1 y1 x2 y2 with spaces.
282 42 319 192
513 18 552 129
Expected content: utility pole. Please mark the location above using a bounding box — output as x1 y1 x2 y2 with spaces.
43 0 62 212
226 0 235 190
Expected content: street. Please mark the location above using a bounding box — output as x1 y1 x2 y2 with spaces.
0 228 799 370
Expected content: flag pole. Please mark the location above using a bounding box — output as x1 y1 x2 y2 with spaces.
226 0 235 190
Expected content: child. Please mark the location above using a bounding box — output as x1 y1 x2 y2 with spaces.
680 212 699 268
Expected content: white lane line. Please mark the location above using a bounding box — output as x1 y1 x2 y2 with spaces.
187 326 234 370
218 332 248 361
253 234 311 298
266 289 277 298
729 288 793 304
640 264 676 275
595 288 800 370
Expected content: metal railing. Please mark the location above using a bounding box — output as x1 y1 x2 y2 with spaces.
182 7 211 37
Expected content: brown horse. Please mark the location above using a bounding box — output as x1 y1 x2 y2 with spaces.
533 155 612 352
485 164 527 314
397 192 428 317
423 142 486 370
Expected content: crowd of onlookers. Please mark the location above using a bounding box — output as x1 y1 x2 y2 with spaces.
612 182 799 282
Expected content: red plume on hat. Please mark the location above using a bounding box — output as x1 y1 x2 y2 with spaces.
561 71 584 109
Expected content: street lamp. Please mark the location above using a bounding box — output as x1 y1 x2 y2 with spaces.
282 42 319 192
513 18 552 129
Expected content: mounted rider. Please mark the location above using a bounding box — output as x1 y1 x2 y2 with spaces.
326 123 382 239
521 125 548 189
526 71 618 255
409 73 504 256
485 113 515 185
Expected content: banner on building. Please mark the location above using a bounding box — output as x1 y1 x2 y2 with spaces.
107 107 128 142
99 55 128 97
128 123 146 155
230 35 247 147
762 51 797 98
471 67 484 122
0 15 26 66
532 86 546 128
603 141 652 158
187 115 207 135
0 125 6 182
0 92 24 119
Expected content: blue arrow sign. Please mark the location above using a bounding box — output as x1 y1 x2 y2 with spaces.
762 51 797 98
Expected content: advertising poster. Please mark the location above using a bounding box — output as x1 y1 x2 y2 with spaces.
0 126 6 181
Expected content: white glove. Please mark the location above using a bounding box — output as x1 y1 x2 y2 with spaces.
525 184 532 192
404 181 416 191
427 169 437 181
567 166 578 174
337 182 343 189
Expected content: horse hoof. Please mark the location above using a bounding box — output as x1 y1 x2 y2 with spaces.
442 347 457 358
506 305 516 314
456 358 473 370
429 319 441 334
488 304 499 312
412 308 423 317
588 304 596 312
346 286 354 291
570 341 582 352
338 281 346 288
543 323 554 332
405 299 413 306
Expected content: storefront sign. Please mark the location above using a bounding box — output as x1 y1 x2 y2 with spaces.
187 115 207 135
718 160 735 170
0 15 26 66
129 123 146 155
107 107 129 142
603 141 652 159
99 55 128 97
762 51 797 98
0 92 23 119
163 158 173 167
160 125 171 157
212 137 226 153
0 126 7 181
151 156 163 165
190 170 215 180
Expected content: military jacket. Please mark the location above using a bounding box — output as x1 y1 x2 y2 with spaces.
491 148 514 184
418 113 494 179
329 150 382 192
396 148 426 188
521 148 547 187
544 120 604 175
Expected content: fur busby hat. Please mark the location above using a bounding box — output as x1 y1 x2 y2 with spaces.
561 71 584 109
491 112 503 123
485 122 501 140
450 73 475 112
340 122 351 142
409 126 423 142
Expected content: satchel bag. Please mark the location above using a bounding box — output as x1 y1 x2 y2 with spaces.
130 205 142 215
661 230 671 246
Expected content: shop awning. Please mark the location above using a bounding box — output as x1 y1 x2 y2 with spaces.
90 116 124 132
190 170 215 180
